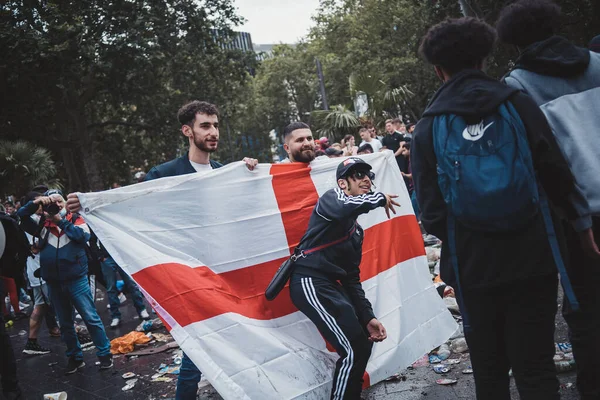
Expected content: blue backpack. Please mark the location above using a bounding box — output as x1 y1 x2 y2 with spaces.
432 101 578 330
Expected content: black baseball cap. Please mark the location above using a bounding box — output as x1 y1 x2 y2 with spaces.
336 157 373 180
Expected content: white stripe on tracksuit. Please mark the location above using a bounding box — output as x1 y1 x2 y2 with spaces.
301 277 354 400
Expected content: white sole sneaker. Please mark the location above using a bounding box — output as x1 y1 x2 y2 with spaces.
23 349 51 355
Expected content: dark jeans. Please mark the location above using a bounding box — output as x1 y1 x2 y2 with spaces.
48 275 111 360
101 256 146 319
563 218 600 399
0 282 19 394
463 275 559 400
175 352 202 400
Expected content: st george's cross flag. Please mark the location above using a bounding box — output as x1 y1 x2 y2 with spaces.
77 151 457 399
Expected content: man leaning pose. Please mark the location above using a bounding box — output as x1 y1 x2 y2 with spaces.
290 157 398 399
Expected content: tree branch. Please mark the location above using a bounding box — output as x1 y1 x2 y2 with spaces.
87 121 154 130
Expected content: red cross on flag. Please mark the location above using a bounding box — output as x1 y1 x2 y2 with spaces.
78 152 457 399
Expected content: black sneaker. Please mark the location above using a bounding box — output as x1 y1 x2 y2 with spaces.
77 331 94 348
98 354 113 370
65 357 85 375
22 340 51 355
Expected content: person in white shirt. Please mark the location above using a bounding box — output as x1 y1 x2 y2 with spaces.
359 127 382 152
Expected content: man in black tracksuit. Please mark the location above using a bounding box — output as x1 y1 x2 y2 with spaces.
412 18 579 400
289 157 398 400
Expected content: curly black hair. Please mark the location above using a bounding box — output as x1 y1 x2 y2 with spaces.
419 17 496 75
177 101 219 126
496 0 561 48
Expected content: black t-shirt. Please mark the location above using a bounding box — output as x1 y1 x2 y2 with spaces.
381 132 403 153
382 132 410 175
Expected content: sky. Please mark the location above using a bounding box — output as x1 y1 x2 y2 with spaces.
233 0 320 44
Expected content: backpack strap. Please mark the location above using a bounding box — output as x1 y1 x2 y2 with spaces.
37 227 51 251
538 188 579 311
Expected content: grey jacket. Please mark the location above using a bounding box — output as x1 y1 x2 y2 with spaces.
504 36 600 232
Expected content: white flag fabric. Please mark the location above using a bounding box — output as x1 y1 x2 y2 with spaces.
78 151 457 399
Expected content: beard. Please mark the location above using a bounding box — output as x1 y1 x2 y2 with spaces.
194 136 218 153
293 148 316 163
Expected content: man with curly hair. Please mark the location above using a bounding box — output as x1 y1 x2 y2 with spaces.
498 1 600 398
412 17 579 399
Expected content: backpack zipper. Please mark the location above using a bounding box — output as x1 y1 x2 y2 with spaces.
454 160 461 181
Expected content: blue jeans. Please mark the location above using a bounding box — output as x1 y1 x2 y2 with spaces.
48 275 111 360
176 352 202 400
101 256 146 319
411 190 420 220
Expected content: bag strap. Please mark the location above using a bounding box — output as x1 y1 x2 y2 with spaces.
538 188 579 311
447 213 471 333
291 223 358 262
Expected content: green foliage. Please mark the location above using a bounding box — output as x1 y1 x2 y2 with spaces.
251 0 595 140
0 0 263 192
311 105 360 141
0 141 62 198
349 72 415 127
1 0 594 187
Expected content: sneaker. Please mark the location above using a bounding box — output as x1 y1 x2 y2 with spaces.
19 289 31 303
65 357 85 374
118 293 127 304
13 311 28 321
98 354 113 370
139 309 150 320
110 318 120 328
107 303 111 309
19 301 30 310
23 340 51 355
77 331 94 348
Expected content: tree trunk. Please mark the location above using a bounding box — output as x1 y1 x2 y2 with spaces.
72 111 104 191
79 142 103 191
60 146 83 191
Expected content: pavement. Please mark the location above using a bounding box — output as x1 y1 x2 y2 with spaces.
6 286 580 400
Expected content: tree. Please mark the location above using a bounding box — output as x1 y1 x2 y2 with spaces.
0 0 257 192
349 72 416 126
0 140 62 198
311 105 361 141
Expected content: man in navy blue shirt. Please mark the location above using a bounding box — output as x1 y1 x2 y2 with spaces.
67 100 258 400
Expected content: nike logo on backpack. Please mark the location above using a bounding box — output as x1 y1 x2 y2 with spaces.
462 121 494 142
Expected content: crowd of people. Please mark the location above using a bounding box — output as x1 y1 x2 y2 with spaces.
1 0 599 399
0 187 154 398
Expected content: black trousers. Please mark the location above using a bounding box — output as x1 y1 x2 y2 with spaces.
290 273 372 400
463 274 559 400
0 282 19 395
563 218 600 400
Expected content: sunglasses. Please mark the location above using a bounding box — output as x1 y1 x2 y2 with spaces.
348 170 375 181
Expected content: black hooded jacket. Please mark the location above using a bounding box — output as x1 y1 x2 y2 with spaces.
411 69 577 290
514 36 590 78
